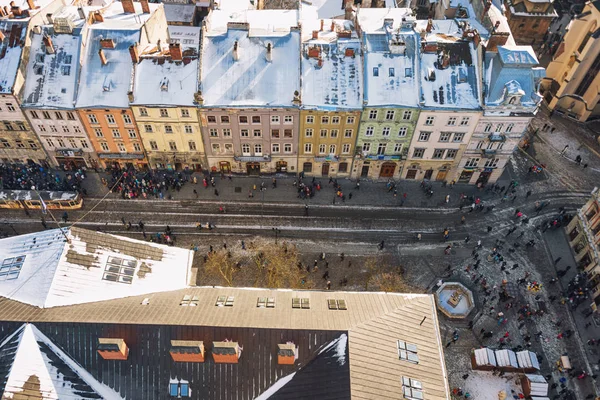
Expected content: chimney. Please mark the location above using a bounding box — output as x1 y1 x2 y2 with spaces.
312 30 318 39
426 18 433 33
127 91 134 103
486 31 509 52
266 42 272 62
344 0 353 20
129 43 139 63
140 0 150 14
11 1 22 17
232 40 240 61
98 48 107 65
194 91 204 105
345 48 354 57
0 7 5 17
320 19 324 31
121 0 135 14
0 31 5 42
77 6 85 19
169 42 182 61
26 0 37 10
330 21 335 32
43 35 54 54
494 21 500 31
3 6 9 17
93 11 104 22
100 38 115 49
46 13 52 24
317 58 323 68
292 90 301 106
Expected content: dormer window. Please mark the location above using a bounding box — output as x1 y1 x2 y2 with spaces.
97 338 129 360
373 67 379 77
397 340 419 363
212 341 242 363
169 379 190 397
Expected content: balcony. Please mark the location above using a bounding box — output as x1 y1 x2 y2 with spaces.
481 149 497 158
488 134 506 142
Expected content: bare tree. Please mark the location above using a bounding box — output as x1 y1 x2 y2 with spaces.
203 248 239 286
363 256 417 293
250 240 309 289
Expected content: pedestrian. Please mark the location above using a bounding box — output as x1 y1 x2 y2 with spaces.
554 257 562 264
340 253 345 261
62 211 68 223
487 226 492 233
349 193 353 200
214 189 219 196
327 280 331 290
461 215 466 224
462 374 469 380
526 190 532 198
241 240 245 250
304 204 309 216
378 240 385 250
41 218 47 229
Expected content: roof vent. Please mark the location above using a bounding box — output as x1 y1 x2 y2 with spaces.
233 40 240 61
160 77 169 92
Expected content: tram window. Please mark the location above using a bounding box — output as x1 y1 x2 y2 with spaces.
60 201 71 207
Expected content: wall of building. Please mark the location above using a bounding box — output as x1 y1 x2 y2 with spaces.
132 105 205 170
200 108 299 174
24 108 98 168
504 0 555 44
352 107 418 180
0 95 47 164
404 110 480 181
297 109 360 177
457 115 531 185
77 108 147 169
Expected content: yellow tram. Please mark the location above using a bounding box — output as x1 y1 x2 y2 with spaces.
0 190 83 210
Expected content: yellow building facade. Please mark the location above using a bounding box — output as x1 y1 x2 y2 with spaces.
297 110 361 177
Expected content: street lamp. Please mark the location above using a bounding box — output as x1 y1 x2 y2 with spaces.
272 227 281 244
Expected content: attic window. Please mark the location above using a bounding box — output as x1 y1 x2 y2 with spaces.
212 341 241 363
373 67 379 77
397 340 419 363
458 68 467 83
102 256 136 284
389 68 395 77
169 380 190 398
170 340 205 362
257 297 275 308
34 65 44 75
180 294 199 306
61 66 71 76
405 68 412 77
216 295 234 307
97 338 129 360
292 297 310 309
402 377 423 399
64 55 72 64
327 299 347 310
35 53 45 63
0 256 25 281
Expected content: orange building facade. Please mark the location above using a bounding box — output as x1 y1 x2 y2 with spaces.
78 108 148 170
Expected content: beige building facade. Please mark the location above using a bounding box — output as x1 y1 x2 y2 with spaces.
0 96 47 165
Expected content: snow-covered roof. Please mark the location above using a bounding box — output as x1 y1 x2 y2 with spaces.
417 22 481 110
0 227 192 308
356 8 413 34
0 0 56 18
485 45 542 108
495 349 518 368
205 9 299 36
473 347 497 366
517 350 540 370
201 10 300 107
0 324 120 399
21 27 82 108
0 20 26 94
164 3 195 24
300 19 362 109
168 25 201 47
132 49 199 107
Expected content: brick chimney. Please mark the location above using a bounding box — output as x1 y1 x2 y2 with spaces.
26 0 37 10
169 42 182 61
43 35 54 54
140 0 150 13
344 0 353 20
0 30 5 42
312 30 318 39
265 42 272 62
93 11 104 22
233 40 240 61
100 38 115 49
487 31 510 52
4 6 10 17
320 19 324 31
98 48 107 65
121 0 135 14
330 21 335 32
426 18 433 33
97 338 129 360
11 1 22 17
129 43 139 63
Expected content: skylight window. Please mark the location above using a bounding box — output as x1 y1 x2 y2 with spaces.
405 68 412 77
257 297 275 308
292 297 310 309
373 67 379 77
64 55 72 64
216 295 234 307
61 66 71 76
0 256 25 281
402 377 423 399
180 295 199 306
102 256 136 284
35 53 45 63
397 340 419 363
327 299 347 310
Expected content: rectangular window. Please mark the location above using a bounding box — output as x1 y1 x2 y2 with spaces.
74 126 81 133
139 108 148 117
242 144 250 155
222 128 231 137
252 116 261 124
272 143 280 153
365 126 374 136
284 143 292 153
487 141 495 150
49 125 58 133
224 144 232 153
160 109 169 118
271 129 280 138
181 109 190 117
413 148 425 158
112 129 121 138
320 129 327 138
16 122 25 131
6 103 15 112
329 144 336 154
425 116 434 125
342 143 351 154
418 132 430 141
385 110 395 120
465 157 480 167
15 140 25 148
169 141 177 151
239 116 248 124
484 158 500 168
66 112 75 120
305 128 313 137
30 111 39 119
100 142 109 151
331 116 340 124
432 149 445 159
133 143 141 152
505 123 514 133
346 116 355 124
185 126 193 134
210 128 218 137
55 111 63 120
344 129 353 138
369 110 378 120
476 140 484 149
389 67 395 77
484 123 492 133
271 115 280 124
284 115 293 123
254 144 262 155
460 117 470 126
189 141 197 151
42 111 51 119
394 143 402 153
319 144 326 154
29 141 38 149
362 142 371 152
87 114 98 124
145 125 153 133
62 125 69 133
447 117 457 126
439 132 451 142
106 114 116 124
402 377 423 399
373 67 379 77
220 115 229 123
212 143 221 153
80 140 88 149
318 116 328 125
446 149 457 159
94 128 103 137
402 110 412 120
405 67 412 77
128 129 137 138
45 138 54 147
304 143 312 153
377 143 386 155
253 129 261 137
4 122 13 131
165 125 173 134
330 129 338 138
452 132 465 142
240 129 249 137
306 115 314 124
57 138 65 148
382 127 391 137
207 115 216 123
398 127 407 137
284 129 292 138
123 114 132 124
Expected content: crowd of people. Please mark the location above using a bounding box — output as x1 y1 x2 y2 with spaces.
106 167 192 199
0 163 86 193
